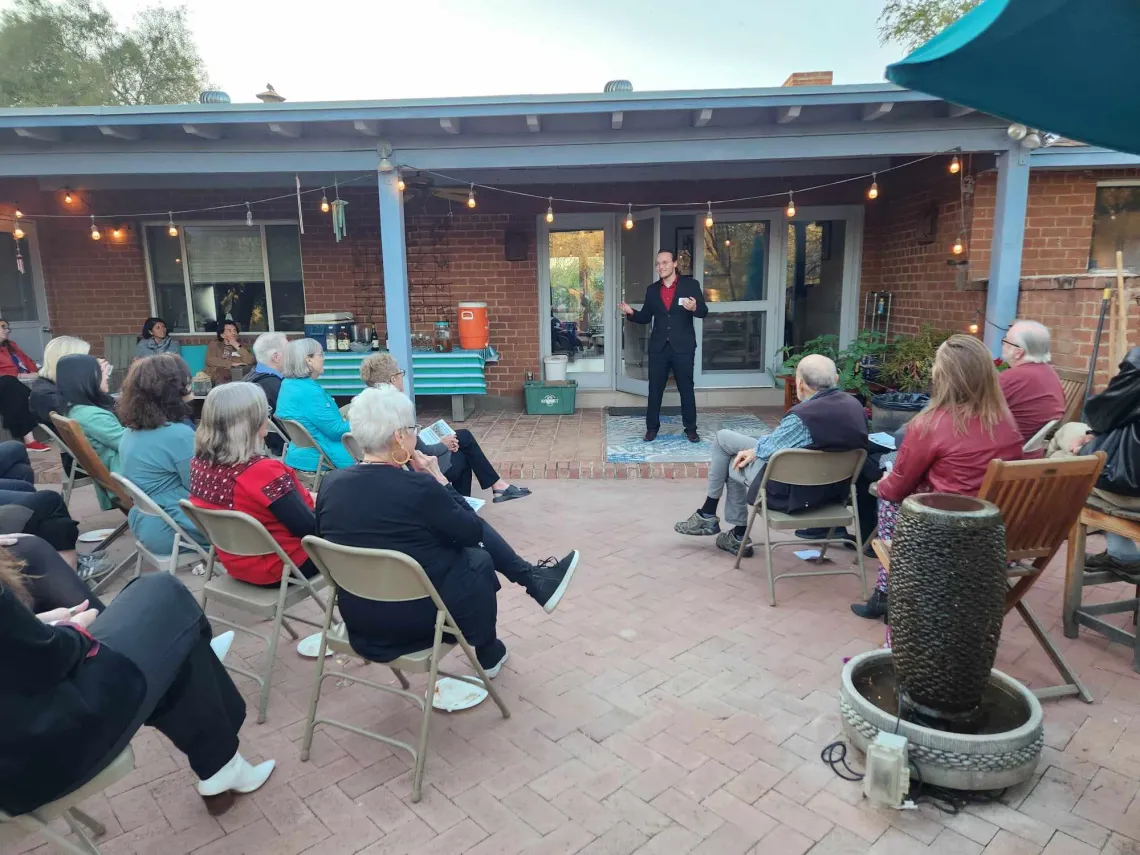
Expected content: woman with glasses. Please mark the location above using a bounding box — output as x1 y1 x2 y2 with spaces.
275 338 354 472
316 386 577 677
359 352 531 502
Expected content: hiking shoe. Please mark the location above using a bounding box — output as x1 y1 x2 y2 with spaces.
76 551 111 581
716 530 753 558
528 550 579 614
675 511 721 536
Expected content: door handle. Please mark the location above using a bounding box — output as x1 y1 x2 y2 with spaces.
41 327 51 334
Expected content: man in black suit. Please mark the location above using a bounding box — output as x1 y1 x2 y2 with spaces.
620 250 709 442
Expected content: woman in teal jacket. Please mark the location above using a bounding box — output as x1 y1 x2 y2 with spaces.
57 354 124 511
276 338 354 471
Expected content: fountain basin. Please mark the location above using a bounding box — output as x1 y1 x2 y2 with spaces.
840 650 1043 791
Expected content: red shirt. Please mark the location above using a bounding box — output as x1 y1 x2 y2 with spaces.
877 410 1023 504
0 341 37 377
190 456 313 585
999 362 1065 445
659 275 677 312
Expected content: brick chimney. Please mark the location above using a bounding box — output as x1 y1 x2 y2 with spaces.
782 71 833 87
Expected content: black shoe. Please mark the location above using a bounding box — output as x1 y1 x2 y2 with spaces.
794 527 857 549
644 430 658 442
850 588 888 621
492 484 532 504
528 550 579 614
686 429 700 443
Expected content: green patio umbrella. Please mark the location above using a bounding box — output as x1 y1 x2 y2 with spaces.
886 0 1140 155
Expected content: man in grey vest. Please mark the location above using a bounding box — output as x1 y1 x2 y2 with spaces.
674 354 868 556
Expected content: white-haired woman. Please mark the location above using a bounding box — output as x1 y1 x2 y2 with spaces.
316 386 578 675
275 338 354 471
30 335 91 427
190 383 320 586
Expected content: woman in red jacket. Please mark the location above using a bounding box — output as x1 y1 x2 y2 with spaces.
0 320 49 451
851 335 1023 620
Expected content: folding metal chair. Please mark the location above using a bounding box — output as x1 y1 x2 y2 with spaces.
1022 418 1060 455
0 746 134 855
277 418 336 491
32 422 93 509
179 501 329 723
738 448 868 606
111 474 209 577
341 433 363 463
299 536 510 803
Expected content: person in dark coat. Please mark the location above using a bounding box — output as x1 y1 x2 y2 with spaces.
619 250 708 442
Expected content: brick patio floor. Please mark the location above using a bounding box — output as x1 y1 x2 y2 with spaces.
11 479 1140 855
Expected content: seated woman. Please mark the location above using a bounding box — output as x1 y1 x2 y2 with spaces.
119 354 208 556
190 382 321 586
0 318 50 452
0 441 80 567
30 335 91 427
56 353 123 512
359 352 531 502
315 386 578 674
1 565 275 819
135 316 181 359
851 335 1023 619
276 338 355 472
205 320 253 387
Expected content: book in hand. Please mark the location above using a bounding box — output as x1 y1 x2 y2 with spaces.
419 419 456 446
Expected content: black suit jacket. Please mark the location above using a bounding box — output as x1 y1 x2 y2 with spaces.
627 276 709 354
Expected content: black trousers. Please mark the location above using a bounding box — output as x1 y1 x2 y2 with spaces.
647 343 697 433
10 534 103 612
0 376 35 439
0 487 78 550
0 440 33 483
446 430 501 496
85 573 246 784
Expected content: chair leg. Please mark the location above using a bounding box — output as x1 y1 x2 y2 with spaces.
817 527 835 563
1063 522 1088 639
854 528 868 600
258 603 289 725
16 813 98 855
300 634 331 763
452 632 511 721
279 618 301 641
68 807 105 838
392 668 410 689
734 507 756 571
411 623 447 804
61 469 74 508
1017 600 1094 703
763 521 776 606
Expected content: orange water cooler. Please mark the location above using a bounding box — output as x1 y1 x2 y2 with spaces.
457 301 489 350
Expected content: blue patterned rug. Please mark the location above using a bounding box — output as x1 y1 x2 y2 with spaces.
606 410 774 463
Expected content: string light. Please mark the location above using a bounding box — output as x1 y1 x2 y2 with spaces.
89 216 100 241
167 213 178 237
396 175 406 192
12 225 24 240
13 206 22 219
319 190 330 213
545 197 554 223
63 188 73 205
624 204 634 230
705 202 714 229
952 235 965 255
245 203 253 227
466 184 476 209
111 226 122 240
968 322 979 334
786 191 796 218
867 173 879 200
949 155 961 174
724 239 731 247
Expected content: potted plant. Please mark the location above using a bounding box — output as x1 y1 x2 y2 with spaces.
877 325 954 393
777 330 889 409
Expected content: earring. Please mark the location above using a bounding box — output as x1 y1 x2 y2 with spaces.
390 443 411 467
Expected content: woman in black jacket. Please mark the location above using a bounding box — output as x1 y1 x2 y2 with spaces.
0 564 276 819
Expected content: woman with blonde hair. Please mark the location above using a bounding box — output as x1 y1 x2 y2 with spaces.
30 335 91 426
359 352 531 502
851 334 1023 619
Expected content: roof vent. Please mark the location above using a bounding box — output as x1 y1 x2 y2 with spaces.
604 80 633 93
256 84 286 103
199 89 231 104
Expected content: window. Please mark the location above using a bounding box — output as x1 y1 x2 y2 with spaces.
1090 185 1140 271
144 223 306 333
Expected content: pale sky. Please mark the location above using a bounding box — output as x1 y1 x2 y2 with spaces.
40 0 907 102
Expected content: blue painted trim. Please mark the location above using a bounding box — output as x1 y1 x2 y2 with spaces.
377 170 414 400
984 149 1031 356
1029 147 1140 168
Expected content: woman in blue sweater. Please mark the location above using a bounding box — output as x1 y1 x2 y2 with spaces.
276 338 354 472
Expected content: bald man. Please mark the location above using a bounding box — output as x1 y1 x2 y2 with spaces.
674 354 869 557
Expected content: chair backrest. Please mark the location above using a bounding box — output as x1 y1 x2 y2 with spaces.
1022 418 1060 454
342 433 363 462
302 536 442 607
32 421 87 473
978 452 1106 565
759 448 867 490
178 501 294 565
113 474 208 557
1055 366 1088 424
49 413 132 510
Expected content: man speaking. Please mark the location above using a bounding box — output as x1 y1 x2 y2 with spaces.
620 250 708 442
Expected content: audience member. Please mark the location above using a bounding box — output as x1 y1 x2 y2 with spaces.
276 338 354 471
57 354 122 511
205 321 253 387
0 319 49 452
999 320 1065 451
135 317 180 359
244 332 288 455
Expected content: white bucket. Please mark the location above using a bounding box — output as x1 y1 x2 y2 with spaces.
543 354 569 382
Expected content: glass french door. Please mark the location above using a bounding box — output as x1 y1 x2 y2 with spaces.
0 220 51 363
616 208 660 395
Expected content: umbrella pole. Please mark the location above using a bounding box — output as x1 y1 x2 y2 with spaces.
1082 285 1112 421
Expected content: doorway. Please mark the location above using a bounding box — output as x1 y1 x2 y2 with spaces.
0 221 51 363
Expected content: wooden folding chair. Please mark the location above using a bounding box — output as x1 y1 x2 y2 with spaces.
32 422 93 509
277 418 336 491
49 414 138 594
300 536 510 803
1055 366 1089 424
873 453 1106 703
179 502 329 723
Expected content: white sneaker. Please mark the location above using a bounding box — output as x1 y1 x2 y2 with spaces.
197 752 275 798
209 631 235 664
483 650 509 679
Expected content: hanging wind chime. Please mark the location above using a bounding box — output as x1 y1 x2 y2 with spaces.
330 177 348 242
13 240 24 275
295 175 305 235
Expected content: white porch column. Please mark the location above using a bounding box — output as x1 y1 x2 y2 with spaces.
983 149 1031 356
377 143 414 398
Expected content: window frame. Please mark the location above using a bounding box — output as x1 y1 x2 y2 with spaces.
1089 181 1140 274
141 219 306 334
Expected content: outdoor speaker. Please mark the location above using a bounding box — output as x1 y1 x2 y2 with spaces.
504 230 527 261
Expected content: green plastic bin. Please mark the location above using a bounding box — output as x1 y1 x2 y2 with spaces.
524 380 577 415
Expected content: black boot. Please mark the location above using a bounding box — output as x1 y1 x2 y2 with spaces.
850 588 888 621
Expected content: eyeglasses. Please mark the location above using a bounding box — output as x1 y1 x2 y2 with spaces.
1001 339 1022 350
405 424 422 434
392 370 406 380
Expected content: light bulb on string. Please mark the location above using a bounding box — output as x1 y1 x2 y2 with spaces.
320 189 330 214
245 203 253 227
111 226 122 240
63 189 73 205
786 191 796 218
724 239 731 247
545 197 554 224
624 204 634 230
952 235 965 255
167 213 178 237
13 206 22 219
867 173 879 200
90 216 100 241
705 202 714 229
466 184 476 209
968 323 979 334
13 226 24 240
949 156 961 174
397 175 406 192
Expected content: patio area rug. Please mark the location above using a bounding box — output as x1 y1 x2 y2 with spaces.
605 408 772 463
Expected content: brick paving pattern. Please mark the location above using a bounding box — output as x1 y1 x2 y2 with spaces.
9 478 1140 854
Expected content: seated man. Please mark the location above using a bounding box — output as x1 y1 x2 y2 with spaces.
674 354 869 556
999 319 1065 451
